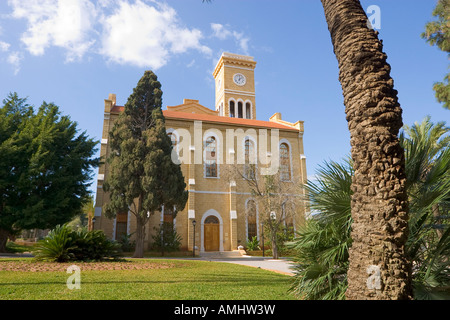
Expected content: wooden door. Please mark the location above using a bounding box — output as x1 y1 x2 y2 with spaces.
204 216 220 251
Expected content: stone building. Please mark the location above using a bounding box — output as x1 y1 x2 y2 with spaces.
94 52 307 252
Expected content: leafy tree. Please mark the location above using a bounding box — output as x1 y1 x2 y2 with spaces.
401 117 450 299
422 0 450 110
0 93 99 252
103 71 188 258
291 117 450 300
290 160 353 300
228 163 303 259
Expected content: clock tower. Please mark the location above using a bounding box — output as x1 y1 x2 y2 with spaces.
213 52 257 120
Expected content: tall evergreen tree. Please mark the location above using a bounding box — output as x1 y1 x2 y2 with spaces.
0 93 99 252
422 0 450 110
103 71 188 258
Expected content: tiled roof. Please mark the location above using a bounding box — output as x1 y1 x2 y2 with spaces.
163 110 299 131
109 106 299 132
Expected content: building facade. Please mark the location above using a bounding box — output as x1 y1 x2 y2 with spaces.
94 53 307 252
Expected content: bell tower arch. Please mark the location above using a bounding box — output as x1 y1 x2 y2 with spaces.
213 52 257 120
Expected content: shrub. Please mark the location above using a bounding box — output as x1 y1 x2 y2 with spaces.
151 222 182 253
33 225 76 262
246 236 260 251
33 224 120 262
70 228 121 261
117 233 136 252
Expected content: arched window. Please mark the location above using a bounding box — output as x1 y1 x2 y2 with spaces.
205 136 218 177
238 101 243 118
280 143 291 181
244 139 256 179
229 101 235 118
246 200 257 241
205 215 219 224
245 102 251 119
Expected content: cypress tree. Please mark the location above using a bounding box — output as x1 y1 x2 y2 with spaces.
103 71 188 258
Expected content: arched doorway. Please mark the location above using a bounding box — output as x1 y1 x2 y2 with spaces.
204 215 220 251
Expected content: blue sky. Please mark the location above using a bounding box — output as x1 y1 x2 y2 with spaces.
0 0 448 195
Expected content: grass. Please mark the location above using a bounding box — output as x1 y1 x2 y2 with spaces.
0 258 296 300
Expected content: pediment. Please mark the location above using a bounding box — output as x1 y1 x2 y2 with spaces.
166 99 219 116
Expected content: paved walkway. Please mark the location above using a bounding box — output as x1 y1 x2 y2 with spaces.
197 251 295 276
206 257 295 276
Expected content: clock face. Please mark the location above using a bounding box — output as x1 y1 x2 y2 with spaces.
233 73 246 86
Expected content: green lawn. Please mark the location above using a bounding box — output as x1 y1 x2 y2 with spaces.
0 258 296 300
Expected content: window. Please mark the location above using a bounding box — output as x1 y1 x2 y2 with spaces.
280 143 291 181
247 200 257 241
164 206 175 225
205 136 218 177
115 212 128 240
244 139 256 179
238 101 243 118
283 203 294 229
205 215 219 224
229 101 235 118
245 102 251 119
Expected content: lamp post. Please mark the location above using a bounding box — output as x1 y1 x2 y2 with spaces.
261 221 265 257
91 217 96 231
192 219 197 257
160 222 164 257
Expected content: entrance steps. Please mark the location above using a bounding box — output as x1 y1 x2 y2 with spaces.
200 250 245 259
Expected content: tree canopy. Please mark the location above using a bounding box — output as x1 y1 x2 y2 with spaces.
422 0 450 110
0 93 99 252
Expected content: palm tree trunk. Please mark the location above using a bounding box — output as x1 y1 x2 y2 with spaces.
321 0 412 299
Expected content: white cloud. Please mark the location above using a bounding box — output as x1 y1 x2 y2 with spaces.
4 0 247 72
0 41 10 52
100 0 212 69
211 23 233 40
7 51 23 75
186 59 196 68
8 0 97 61
210 23 250 55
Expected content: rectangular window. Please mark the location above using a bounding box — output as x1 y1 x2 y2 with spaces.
205 136 218 177
115 212 128 240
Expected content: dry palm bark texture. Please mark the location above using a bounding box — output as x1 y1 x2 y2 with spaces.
321 0 412 299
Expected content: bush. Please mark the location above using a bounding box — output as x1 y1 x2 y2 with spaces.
70 228 121 261
246 236 260 251
33 224 120 262
117 233 135 252
151 222 182 253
